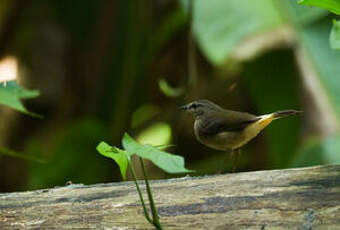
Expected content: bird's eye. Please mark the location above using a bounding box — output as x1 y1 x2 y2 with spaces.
191 103 200 109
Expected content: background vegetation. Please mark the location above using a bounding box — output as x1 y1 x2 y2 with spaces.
0 0 339 192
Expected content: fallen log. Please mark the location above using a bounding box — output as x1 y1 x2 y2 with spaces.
0 165 339 229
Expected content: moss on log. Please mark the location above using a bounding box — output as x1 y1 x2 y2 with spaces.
0 165 340 229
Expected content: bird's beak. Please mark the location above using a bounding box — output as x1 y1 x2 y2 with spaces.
179 105 188 111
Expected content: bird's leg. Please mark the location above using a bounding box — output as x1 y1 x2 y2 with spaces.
217 149 232 174
231 148 241 173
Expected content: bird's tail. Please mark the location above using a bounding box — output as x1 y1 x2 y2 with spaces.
272 110 302 119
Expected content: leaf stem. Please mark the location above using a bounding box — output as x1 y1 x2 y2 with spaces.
128 161 153 224
139 157 163 230
0 147 45 163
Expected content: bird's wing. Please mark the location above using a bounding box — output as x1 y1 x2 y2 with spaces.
199 110 260 136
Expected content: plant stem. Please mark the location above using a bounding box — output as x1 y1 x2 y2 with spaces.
128 161 152 224
139 158 163 230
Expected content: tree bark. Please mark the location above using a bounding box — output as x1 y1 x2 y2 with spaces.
0 165 339 229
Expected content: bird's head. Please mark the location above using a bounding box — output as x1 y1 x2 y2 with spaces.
179 99 221 118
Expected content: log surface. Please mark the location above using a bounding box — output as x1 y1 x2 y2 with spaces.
0 165 340 229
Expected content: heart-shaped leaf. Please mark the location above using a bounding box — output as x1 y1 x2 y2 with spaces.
96 142 129 180
122 133 194 174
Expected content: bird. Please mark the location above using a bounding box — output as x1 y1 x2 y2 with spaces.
179 99 302 173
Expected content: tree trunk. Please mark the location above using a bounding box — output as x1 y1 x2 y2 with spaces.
0 165 339 229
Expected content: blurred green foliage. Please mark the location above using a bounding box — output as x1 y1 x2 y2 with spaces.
158 78 185 98
330 19 340 49
1 0 340 192
243 49 301 167
26 119 113 190
0 81 40 117
298 0 340 15
293 135 340 166
298 0 340 50
0 147 44 163
137 122 172 146
181 0 283 64
131 104 160 128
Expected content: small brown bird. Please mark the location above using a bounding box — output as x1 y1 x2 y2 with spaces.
180 99 301 173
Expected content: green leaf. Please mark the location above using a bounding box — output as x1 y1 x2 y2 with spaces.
158 78 184 98
96 142 129 180
283 0 327 26
180 0 327 65
0 81 41 117
300 19 340 117
181 0 283 65
298 0 340 15
153 144 176 151
330 19 340 50
122 133 194 174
